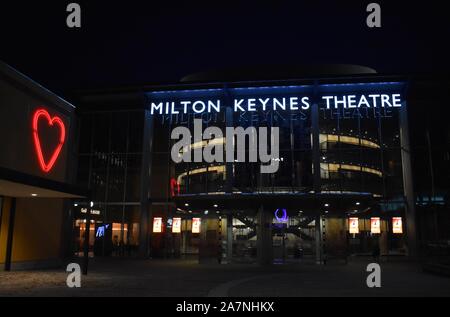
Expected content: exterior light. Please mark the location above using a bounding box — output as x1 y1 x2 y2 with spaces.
324 203 329 207
275 208 288 223
31 193 38 197
356 202 360 205
32 109 66 173
216 211 220 214
204 210 209 215
185 203 189 207
74 203 78 207
325 210 329 214
213 204 218 208
188 210 192 213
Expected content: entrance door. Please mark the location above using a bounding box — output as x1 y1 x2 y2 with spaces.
272 214 316 264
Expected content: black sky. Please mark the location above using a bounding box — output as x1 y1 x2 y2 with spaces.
0 1 449 96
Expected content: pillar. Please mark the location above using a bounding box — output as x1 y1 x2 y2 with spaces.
198 217 213 264
226 213 233 263
4 198 16 271
139 110 154 258
256 205 272 265
399 100 418 258
311 97 321 194
315 214 324 264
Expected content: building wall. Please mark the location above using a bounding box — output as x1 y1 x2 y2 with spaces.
0 75 71 182
0 197 12 262
324 218 347 256
0 197 64 268
0 63 81 270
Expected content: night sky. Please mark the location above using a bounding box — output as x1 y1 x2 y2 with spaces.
0 1 449 96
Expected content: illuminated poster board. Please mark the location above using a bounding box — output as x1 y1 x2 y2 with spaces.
371 217 381 234
392 217 403 234
153 217 162 233
349 217 359 234
192 218 201 234
172 217 181 233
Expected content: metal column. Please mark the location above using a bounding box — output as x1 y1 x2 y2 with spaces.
82 202 91 275
311 88 324 264
256 205 273 265
4 198 16 271
139 109 154 258
226 213 233 263
399 100 418 258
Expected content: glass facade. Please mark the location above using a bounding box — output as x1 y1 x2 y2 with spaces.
145 81 408 261
75 79 417 262
74 110 144 256
148 82 405 198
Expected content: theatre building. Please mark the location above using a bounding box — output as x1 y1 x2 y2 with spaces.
0 61 85 270
2 62 447 270
73 65 450 265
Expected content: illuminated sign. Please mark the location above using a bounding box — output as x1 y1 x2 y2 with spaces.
153 217 163 233
349 217 359 234
81 208 101 215
32 108 66 173
275 208 288 223
371 217 381 234
392 217 403 234
150 94 403 115
192 218 201 233
170 178 181 197
172 217 181 233
96 224 110 238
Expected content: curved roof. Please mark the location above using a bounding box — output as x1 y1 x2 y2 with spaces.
181 64 377 83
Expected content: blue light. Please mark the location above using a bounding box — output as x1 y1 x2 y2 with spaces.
149 88 223 95
95 224 110 238
231 85 311 91
275 208 288 223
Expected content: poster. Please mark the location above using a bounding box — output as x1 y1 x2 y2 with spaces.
392 217 403 234
371 217 381 234
192 218 201 233
349 217 359 234
153 217 162 233
172 217 181 233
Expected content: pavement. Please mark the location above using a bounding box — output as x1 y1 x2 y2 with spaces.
1 257 450 297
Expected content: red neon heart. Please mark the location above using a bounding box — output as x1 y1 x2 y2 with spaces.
32 109 66 173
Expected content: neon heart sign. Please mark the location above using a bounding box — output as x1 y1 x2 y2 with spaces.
32 108 66 173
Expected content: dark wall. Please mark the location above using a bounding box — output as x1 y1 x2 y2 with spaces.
0 73 75 183
408 78 450 203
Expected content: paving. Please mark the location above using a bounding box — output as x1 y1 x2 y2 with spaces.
0 257 449 297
